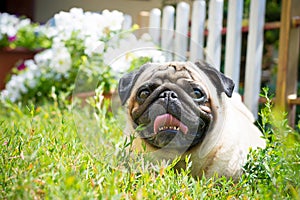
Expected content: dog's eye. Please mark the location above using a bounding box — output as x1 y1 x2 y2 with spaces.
191 88 205 101
137 89 151 100
136 84 159 104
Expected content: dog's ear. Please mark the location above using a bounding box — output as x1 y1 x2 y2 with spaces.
118 64 148 105
194 61 235 97
118 71 139 105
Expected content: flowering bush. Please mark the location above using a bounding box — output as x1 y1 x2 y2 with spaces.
1 8 163 103
0 12 51 50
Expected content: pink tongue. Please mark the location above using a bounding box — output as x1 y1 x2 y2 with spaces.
153 114 188 134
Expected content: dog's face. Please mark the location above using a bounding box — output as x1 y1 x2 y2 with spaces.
118 61 234 150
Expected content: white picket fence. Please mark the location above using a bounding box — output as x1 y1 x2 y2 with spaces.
145 0 266 117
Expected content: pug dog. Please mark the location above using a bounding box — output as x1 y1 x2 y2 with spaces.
118 61 265 179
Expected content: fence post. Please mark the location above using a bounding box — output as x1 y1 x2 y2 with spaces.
275 0 300 126
122 14 132 30
161 6 175 61
243 0 266 117
190 0 206 62
174 2 190 61
149 8 161 45
206 0 224 70
224 0 243 92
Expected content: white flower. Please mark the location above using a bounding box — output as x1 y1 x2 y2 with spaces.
102 10 124 31
84 36 105 56
24 72 37 88
1 87 20 102
43 26 58 39
50 44 72 74
53 10 75 40
34 49 53 68
0 13 19 36
17 18 31 29
81 12 105 39
0 90 9 102
48 8 124 42
3 75 25 102
69 7 84 17
13 75 27 93
0 13 31 37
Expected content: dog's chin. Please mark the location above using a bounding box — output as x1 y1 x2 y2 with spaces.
141 129 206 150
136 115 209 150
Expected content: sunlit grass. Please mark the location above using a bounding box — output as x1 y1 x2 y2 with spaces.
0 89 299 199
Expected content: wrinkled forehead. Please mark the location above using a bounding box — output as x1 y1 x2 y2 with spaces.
135 62 211 87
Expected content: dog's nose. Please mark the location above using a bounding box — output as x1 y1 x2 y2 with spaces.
159 90 178 99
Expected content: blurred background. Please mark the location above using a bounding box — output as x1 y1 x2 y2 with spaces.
0 0 285 115
0 0 163 24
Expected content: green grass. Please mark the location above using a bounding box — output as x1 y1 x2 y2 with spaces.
0 90 299 199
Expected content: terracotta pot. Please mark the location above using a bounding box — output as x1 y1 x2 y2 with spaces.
0 47 37 90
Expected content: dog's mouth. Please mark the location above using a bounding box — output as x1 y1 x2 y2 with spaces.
154 114 188 135
137 113 208 150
